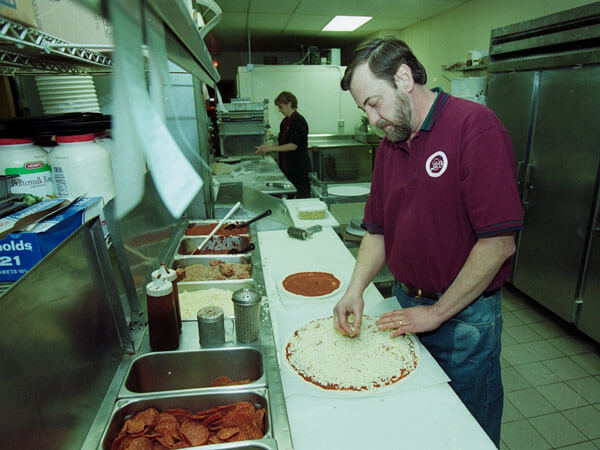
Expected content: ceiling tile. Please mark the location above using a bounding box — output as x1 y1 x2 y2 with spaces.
214 0 250 13
248 13 293 31
285 14 333 32
247 0 302 14
216 12 248 29
295 0 383 16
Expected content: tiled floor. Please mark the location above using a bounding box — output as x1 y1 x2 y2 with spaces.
500 285 600 450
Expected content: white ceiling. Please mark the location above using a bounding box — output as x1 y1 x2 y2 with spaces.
206 0 469 55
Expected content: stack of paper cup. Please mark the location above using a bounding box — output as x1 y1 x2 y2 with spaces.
35 75 101 114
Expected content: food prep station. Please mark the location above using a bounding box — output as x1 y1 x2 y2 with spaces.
93 218 292 449
0 184 498 449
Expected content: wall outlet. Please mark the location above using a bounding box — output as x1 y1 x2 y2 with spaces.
337 119 344 128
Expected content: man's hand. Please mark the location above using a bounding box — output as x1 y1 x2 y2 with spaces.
377 305 444 337
333 292 364 337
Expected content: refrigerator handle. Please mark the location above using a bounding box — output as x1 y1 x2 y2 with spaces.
516 160 526 186
522 163 535 210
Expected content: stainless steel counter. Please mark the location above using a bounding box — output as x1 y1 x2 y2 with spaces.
308 133 376 148
82 220 294 449
213 156 296 197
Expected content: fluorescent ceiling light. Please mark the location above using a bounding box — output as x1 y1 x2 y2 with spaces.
322 15 372 32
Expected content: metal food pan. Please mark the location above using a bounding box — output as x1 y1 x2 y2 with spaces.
173 257 253 284
179 280 257 320
100 389 271 449
119 347 266 398
186 220 250 237
177 236 253 256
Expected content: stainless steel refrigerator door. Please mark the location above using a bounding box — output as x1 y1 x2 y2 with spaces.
487 71 538 195
578 201 600 342
487 71 538 281
512 65 600 322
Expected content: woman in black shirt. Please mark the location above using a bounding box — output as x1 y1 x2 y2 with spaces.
255 91 311 198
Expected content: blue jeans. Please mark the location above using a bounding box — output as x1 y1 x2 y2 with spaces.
393 281 503 448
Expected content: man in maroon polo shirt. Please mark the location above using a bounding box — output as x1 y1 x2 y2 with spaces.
333 38 522 447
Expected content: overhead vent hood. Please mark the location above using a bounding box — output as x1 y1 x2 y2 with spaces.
488 1 600 72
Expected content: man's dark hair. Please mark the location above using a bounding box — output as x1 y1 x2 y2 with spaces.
341 38 427 91
274 91 298 109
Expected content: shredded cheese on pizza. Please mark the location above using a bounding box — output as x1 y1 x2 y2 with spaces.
285 315 418 391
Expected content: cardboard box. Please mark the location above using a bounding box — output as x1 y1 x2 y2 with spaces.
0 0 38 28
32 0 112 46
0 196 102 282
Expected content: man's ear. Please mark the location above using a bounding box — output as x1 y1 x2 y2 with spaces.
394 64 414 92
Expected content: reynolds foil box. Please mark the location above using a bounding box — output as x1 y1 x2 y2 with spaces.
0 196 102 282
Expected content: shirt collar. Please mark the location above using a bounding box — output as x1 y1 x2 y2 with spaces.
420 87 448 132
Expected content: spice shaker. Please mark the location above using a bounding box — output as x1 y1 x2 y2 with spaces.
152 263 182 333
146 278 179 351
232 287 262 343
197 306 233 347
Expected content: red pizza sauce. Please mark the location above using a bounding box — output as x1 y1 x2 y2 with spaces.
282 272 340 297
186 223 249 236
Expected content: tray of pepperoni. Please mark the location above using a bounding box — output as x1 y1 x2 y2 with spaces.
102 390 275 449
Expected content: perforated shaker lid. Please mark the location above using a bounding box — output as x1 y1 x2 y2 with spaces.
145 278 173 297
232 287 261 305
198 306 224 323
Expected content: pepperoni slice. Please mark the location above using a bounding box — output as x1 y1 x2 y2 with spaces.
180 420 209 446
216 427 240 440
134 408 159 427
127 437 153 450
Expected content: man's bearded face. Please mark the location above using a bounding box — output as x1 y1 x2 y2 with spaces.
376 89 414 142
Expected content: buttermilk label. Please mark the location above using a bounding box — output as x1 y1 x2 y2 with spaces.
5 162 54 196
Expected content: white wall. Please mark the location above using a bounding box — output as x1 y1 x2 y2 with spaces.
236 65 363 136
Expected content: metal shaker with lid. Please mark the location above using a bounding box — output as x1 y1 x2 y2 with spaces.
232 287 262 343
197 306 232 347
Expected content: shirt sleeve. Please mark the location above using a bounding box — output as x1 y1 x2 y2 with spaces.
287 115 308 148
362 141 385 234
460 116 523 237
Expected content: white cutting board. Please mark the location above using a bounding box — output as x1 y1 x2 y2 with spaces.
283 198 339 229
257 227 493 450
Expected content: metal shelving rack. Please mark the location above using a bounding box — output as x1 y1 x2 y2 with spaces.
0 16 112 74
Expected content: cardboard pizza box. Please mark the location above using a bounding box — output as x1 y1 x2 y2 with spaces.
32 0 112 46
0 0 38 28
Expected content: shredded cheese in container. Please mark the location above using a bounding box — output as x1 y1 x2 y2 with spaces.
179 288 235 319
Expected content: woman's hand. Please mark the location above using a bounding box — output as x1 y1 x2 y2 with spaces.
255 145 270 155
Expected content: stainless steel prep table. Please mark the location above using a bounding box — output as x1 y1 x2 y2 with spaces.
213 156 296 198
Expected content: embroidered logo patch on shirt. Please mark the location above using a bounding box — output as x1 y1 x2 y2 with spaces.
426 151 448 178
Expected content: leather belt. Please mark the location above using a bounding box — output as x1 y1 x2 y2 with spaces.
399 282 500 301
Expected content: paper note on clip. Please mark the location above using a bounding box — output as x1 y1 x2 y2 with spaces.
110 0 203 219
